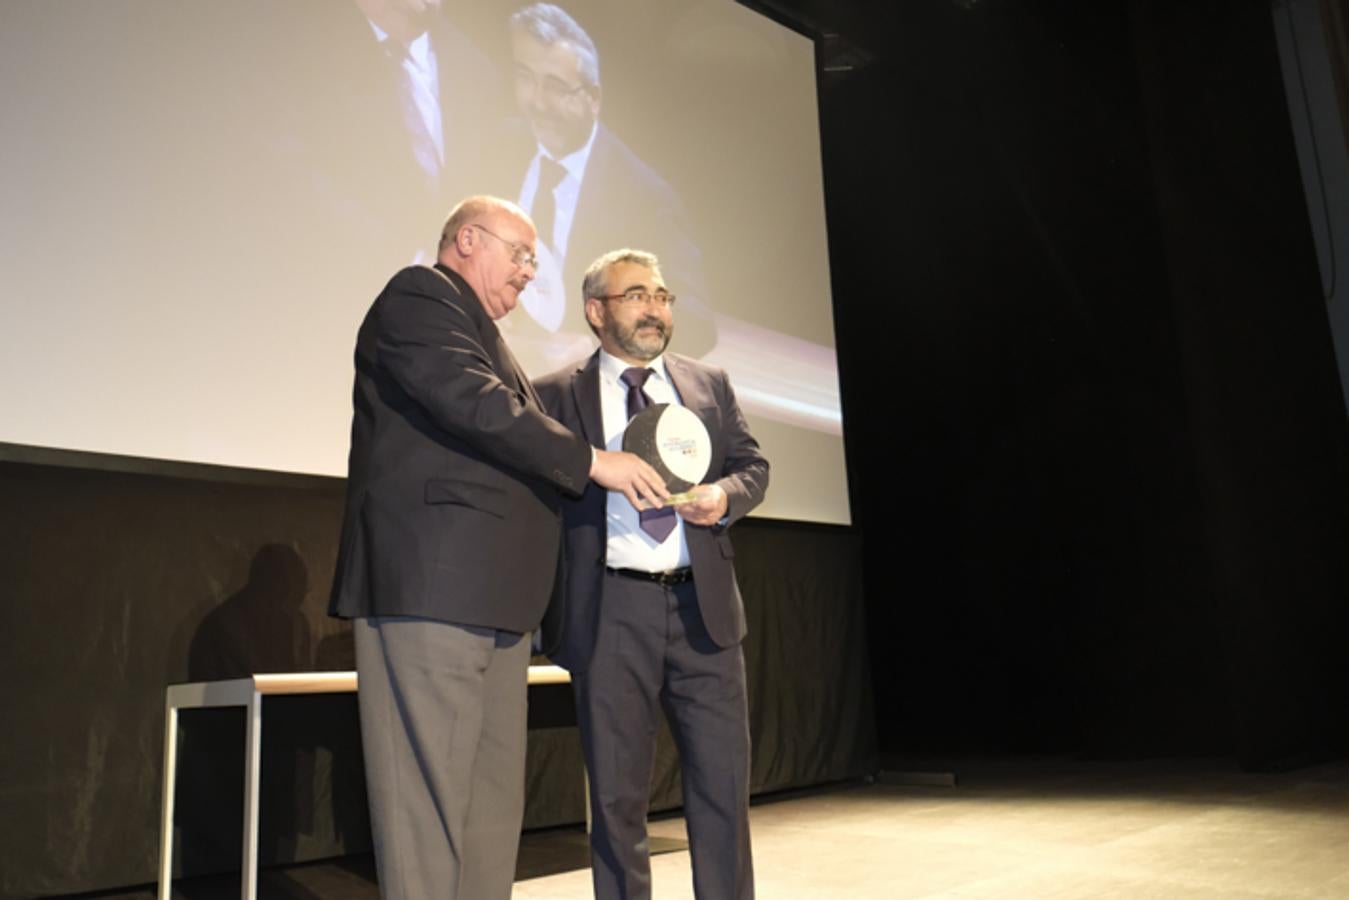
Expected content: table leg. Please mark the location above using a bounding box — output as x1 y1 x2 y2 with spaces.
157 701 179 900
241 692 262 900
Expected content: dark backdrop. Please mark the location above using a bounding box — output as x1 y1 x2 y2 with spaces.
811 0 1349 768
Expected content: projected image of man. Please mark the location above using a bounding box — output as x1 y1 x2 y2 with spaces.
537 249 767 900
357 0 450 187
275 0 503 267
329 197 666 900
506 3 715 361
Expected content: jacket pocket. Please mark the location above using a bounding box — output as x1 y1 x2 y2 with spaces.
424 478 507 518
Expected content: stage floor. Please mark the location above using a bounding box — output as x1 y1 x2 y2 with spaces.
87 758 1349 899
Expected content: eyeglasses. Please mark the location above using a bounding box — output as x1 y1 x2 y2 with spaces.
514 67 592 105
472 224 537 269
596 289 677 309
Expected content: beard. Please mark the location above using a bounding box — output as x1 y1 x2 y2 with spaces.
605 313 671 362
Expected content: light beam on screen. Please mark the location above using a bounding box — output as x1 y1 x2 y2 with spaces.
0 0 850 525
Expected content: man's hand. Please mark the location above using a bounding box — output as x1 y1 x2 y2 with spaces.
675 483 728 527
590 450 669 511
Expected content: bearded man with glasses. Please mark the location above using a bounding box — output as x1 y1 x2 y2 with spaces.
502 2 717 360
537 247 769 900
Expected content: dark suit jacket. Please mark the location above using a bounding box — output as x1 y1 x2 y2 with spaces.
535 352 769 672
329 263 593 632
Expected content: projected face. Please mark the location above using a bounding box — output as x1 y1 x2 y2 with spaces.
512 32 600 158
587 261 673 364
459 211 539 320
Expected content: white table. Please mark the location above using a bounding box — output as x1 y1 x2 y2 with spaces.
157 666 571 900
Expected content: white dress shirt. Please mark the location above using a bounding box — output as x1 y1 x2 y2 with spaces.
517 122 598 262
367 21 444 173
513 125 598 332
597 349 691 572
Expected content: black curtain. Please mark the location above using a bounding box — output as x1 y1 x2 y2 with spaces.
826 0 1349 766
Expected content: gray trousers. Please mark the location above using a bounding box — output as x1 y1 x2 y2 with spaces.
575 572 754 900
354 616 530 900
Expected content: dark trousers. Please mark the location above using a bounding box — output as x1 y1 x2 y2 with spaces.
575 572 754 900
354 616 530 900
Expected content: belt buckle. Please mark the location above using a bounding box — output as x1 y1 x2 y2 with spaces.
658 568 690 586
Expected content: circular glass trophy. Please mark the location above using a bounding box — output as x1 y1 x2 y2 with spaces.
622 404 712 502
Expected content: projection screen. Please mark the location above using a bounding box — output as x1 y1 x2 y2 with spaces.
0 0 850 525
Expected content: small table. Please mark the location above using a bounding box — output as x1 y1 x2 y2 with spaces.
157 666 570 900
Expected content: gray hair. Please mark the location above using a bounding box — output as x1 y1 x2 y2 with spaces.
581 248 661 301
510 3 601 87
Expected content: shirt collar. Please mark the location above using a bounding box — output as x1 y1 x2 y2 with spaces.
598 348 668 389
537 121 599 184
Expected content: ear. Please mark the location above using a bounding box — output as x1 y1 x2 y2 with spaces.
456 225 476 255
584 297 605 331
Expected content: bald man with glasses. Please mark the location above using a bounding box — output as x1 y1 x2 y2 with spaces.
330 197 666 900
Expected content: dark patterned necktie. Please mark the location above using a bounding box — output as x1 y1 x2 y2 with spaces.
621 367 677 543
533 156 567 252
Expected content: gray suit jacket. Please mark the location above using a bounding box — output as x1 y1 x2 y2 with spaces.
535 351 769 672
329 263 593 632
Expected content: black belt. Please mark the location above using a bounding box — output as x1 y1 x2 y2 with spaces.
606 566 693 586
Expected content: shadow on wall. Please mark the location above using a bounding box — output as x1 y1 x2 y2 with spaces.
172 544 369 883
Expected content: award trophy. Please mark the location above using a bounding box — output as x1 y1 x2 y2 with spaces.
622 404 712 504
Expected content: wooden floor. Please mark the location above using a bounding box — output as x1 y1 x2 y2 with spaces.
81 758 1349 899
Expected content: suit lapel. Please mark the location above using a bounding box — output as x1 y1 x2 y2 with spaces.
572 351 604 448
663 354 722 468
570 128 609 250
430 262 539 405
663 353 709 410
565 128 614 283
497 331 541 406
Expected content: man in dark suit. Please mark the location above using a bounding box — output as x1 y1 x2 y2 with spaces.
503 3 716 363
329 197 666 900
536 248 768 900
